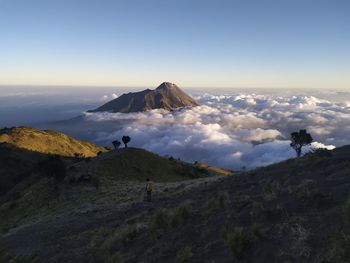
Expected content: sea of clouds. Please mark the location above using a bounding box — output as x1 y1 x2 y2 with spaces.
77 92 350 170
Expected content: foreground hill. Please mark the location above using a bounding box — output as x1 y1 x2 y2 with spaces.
0 126 108 157
1 146 350 262
70 147 211 182
90 82 200 113
0 141 212 236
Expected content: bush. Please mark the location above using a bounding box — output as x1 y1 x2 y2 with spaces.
171 201 193 228
101 224 139 252
202 192 231 216
107 253 124 263
152 208 171 231
217 192 230 209
222 225 251 260
329 233 350 262
251 202 270 220
151 201 193 237
176 246 193 263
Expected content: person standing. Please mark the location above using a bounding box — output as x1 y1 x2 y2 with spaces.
145 178 154 202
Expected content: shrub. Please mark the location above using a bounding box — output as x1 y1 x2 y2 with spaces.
329 233 350 262
222 225 251 260
101 224 139 252
176 246 193 263
90 227 112 248
218 192 230 209
202 192 230 216
118 224 138 246
107 253 124 263
151 201 193 236
152 208 171 231
171 201 193 228
251 202 270 220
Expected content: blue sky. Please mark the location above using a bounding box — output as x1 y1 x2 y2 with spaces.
0 0 349 89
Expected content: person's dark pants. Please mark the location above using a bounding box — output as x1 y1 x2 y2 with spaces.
147 191 152 202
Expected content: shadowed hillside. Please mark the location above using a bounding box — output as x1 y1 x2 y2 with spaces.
1 145 350 262
0 126 108 157
0 136 212 236
69 147 211 183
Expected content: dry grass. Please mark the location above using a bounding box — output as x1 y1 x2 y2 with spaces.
0 126 107 157
195 162 232 176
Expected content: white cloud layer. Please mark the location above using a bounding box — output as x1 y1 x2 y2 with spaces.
79 93 348 170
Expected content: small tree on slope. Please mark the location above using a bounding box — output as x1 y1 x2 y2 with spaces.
112 140 121 150
290 129 313 157
122 136 131 148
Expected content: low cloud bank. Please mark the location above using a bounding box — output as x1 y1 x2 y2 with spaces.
81 93 346 170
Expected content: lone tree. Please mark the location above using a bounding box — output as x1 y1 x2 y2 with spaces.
122 136 131 148
112 140 121 150
290 129 313 157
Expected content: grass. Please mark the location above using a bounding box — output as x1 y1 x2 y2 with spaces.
101 224 139 253
202 192 231 216
345 199 350 223
0 250 40 263
250 201 270 221
176 246 193 263
107 253 124 263
222 225 251 260
151 201 193 238
329 232 350 263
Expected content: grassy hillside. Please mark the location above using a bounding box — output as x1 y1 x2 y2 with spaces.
0 126 108 157
70 147 211 182
0 144 212 235
1 146 350 262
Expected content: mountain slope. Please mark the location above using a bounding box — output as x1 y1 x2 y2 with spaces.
90 82 200 113
1 146 350 262
69 147 211 182
0 126 108 157
0 143 212 233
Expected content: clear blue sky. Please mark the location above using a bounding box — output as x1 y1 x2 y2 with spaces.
0 0 349 89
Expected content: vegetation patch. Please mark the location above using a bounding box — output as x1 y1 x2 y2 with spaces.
176 246 193 263
222 225 251 261
151 201 193 238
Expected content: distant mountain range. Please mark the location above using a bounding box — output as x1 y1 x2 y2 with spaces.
90 82 200 113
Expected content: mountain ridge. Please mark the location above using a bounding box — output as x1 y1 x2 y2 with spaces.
0 126 108 157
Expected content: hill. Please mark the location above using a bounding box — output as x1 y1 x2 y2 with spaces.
70 147 211 182
0 138 212 236
90 82 200 113
1 146 350 262
0 126 108 157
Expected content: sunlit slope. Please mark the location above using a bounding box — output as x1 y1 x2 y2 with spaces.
0 126 108 157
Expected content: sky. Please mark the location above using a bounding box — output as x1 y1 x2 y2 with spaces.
0 0 349 89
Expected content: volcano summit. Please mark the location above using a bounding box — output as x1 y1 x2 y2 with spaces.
90 82 199 113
